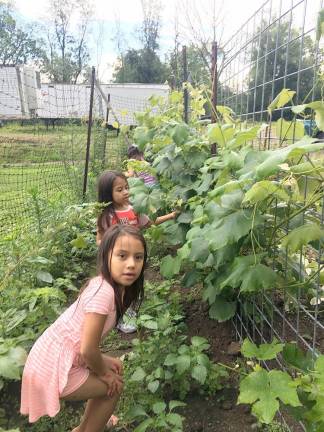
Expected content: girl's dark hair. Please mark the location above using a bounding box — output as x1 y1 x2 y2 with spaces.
98 224 147 321
97 170 128 236
127 145 143 160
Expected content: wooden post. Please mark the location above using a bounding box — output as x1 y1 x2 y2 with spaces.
82 66 95 200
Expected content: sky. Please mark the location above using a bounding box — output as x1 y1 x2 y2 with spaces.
12 0 270 82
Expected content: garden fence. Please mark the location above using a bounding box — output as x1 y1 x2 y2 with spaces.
218 1 324 429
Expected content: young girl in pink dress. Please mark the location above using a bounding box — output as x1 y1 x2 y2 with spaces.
20 225 147 432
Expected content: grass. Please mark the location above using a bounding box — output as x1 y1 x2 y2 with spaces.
0 120 126 239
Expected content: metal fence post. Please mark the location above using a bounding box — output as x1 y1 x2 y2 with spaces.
82 66 95 200
211 41 218 155
182 46 189 124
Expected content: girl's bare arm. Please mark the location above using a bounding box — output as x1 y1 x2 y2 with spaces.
154 211 179 226
80 312 110 376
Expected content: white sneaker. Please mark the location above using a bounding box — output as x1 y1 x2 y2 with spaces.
116 308 137 333
116 320 137 334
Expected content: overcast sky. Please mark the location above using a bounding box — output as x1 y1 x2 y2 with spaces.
10 0 282 81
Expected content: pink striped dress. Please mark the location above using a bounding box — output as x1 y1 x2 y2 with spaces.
20 276 117 423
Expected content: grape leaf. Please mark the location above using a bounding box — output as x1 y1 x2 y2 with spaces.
160 255 182 279
239 369 301 424
241 339 284 360
209 296 236 322
281 223 324 252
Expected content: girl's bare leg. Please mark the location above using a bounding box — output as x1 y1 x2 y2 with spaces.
62 373 122 432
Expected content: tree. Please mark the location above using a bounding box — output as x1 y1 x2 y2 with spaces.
113 0 167 84
0 2 45 65
42 0 93 83
246 21 322 120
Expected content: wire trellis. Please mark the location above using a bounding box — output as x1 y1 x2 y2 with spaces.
218 1 324 430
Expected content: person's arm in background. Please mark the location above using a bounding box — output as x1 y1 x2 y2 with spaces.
139 211 179 228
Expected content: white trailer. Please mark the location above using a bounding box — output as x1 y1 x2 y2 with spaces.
0 64 169 125
0 65 41 119
100 83 169 126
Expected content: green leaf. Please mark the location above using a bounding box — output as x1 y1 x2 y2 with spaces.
267 89 295 115
164 353 178 366
209 297 236 322
191 365 207 384
133 418 154 432
276 118 304 141
127 405 148 419
176 354 191 374
142 320 158 330
0 356 20 380
148 380 159 393
188 238 209 262
316 8 324 41
169 400 186 412
166 412 184 428
171 124 189 145
208 209 264 251
241 339 284 360
8 347 27 367
130 367 146 382
71 235 87 249
238 369 300 424
191 336 209 348
134 126 153 149
36 271 53 284
240 264 278 293
152 401 166 415
282 343 313 372
243 180 290 204
255 136 324 180
292 101 324 131
160 255 182 279
281 223 324 252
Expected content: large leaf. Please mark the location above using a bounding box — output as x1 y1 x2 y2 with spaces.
238 369 301 424
281 223 324 252
292 101 324 131
240 264 278 293
276 118 305 141
208 210 264 251
255 137 323 180
188 238 210 262
176 354 191 374
282 343 313 372
220 255 258 290
0 356 20 380
130 367 146 382
209 296 236 322
241 339 284 360
243 180 289 204
207 123 234 147
160 255 182 279
191 365 207 384
171 124 189 145
36 271 53 284
267 89 295 115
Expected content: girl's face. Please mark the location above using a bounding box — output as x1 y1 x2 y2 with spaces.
109 234 145 287
112 177 129 209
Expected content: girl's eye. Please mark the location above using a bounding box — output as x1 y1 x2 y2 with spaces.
135 255 144 261
119 253 126 258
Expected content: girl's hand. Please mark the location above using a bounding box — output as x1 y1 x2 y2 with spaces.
99 370 123 397
105 356 123 375
171 210 180 219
